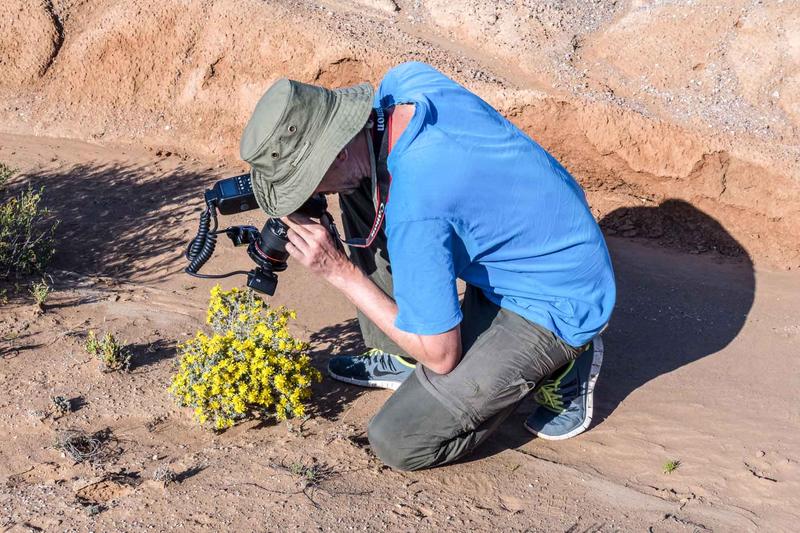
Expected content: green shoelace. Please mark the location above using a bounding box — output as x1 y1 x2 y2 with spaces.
534 360 575 414
362 348 416 368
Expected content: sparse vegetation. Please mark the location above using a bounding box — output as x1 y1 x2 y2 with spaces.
85 330 132 372
169 285 321 430
0 162 14 188
0 163 58 279
663 459 681 474
286 460 335 489
51 395 73 415
152 465 177 486
84 503 105 516
29 277 51 310
262 457 360 508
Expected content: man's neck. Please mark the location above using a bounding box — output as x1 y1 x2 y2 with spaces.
389 104 415 149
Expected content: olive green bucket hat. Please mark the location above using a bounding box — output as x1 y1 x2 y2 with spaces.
240 78 374 217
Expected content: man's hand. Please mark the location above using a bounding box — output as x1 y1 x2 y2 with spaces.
282 213 351 281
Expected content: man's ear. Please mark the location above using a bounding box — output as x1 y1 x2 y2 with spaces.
336 148 349 162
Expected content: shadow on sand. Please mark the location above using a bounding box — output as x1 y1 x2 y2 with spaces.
128 339 177 372
19 161 215 282
458 200 754 462
589 199 755 423
306 318 370 421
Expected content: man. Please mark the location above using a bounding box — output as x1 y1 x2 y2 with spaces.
240 62 615 471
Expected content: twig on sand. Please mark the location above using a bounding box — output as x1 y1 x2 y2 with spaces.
232 458 371 509
55 428 117 466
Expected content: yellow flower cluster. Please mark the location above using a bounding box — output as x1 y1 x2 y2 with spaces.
169 285 321 430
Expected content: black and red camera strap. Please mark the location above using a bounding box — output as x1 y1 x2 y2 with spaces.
339 106 395 249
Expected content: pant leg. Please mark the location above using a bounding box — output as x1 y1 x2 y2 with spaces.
338 178 410 358
367 285 582 471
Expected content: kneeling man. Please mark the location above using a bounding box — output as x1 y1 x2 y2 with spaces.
240 62 616 470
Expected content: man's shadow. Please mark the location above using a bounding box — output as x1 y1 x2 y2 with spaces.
476 199 756 456
306 318 370 421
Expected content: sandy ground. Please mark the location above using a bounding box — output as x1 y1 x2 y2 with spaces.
1 133 799 531
2 0 800 531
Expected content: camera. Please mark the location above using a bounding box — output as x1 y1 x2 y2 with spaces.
184 173 337 296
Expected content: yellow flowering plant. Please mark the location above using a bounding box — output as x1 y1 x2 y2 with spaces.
170 285 321 430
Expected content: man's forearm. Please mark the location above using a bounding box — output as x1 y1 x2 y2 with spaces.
280 213 461 373
327 261 461 373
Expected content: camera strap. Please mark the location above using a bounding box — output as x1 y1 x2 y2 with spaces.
341 106 394 249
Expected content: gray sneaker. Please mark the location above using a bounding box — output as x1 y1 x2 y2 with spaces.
524 336 604 440
327 348 416 390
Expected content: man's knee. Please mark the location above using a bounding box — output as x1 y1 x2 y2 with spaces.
367 414 420 471
366 373 468 471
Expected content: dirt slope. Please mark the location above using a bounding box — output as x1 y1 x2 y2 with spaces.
1 0 799 268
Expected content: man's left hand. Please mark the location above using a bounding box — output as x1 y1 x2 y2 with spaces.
282 213 350 280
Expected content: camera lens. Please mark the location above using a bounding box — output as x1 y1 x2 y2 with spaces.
247 218 289 271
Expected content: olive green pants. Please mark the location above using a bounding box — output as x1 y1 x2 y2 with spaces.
339 181 583 470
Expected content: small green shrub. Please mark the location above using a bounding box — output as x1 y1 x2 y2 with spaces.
152 465 177 486
0 163 14 188
51 395 73 414
663 459 681 474
85 331 131 372
0 164 58 278
29 278 51 310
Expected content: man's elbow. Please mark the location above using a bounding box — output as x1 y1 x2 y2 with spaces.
413 325 462 375
426 350 461 375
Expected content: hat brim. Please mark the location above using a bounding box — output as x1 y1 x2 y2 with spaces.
251 82 374 218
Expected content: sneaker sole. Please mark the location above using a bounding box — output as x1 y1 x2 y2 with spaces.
327 368 403 391
524 335 604 441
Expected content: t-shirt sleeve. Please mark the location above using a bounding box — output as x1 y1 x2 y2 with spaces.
386 218 463 335
375 62 451 108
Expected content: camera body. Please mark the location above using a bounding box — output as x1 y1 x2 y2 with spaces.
185 173 335 296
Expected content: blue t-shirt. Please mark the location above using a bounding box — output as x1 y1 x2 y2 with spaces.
375 62 616 347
